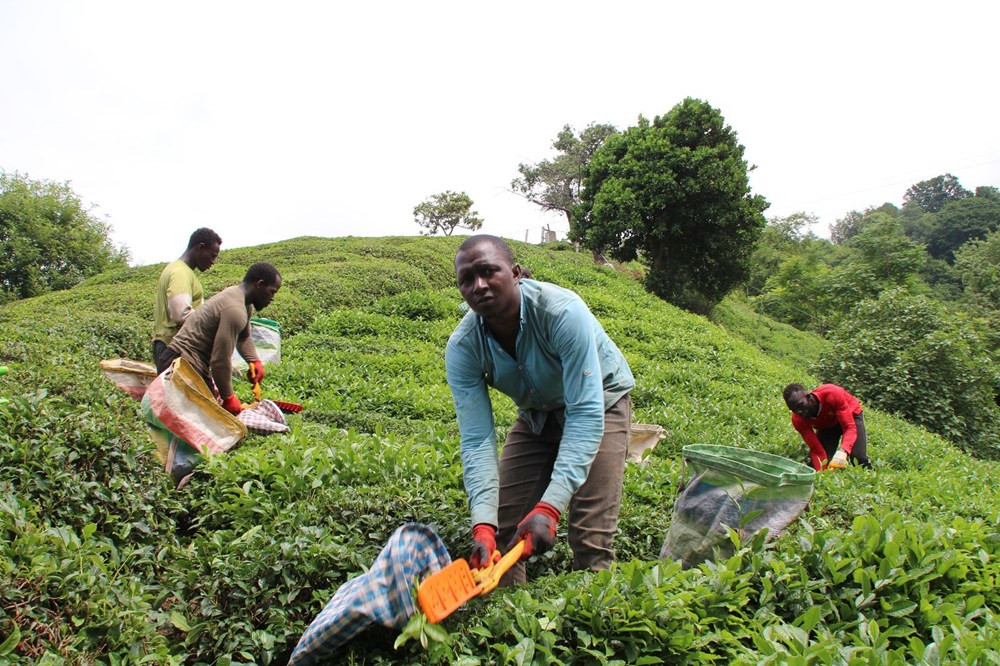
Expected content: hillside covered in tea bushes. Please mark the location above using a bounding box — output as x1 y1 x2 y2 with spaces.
0 236 997 664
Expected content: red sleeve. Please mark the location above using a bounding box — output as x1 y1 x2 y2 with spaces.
792 414 828 470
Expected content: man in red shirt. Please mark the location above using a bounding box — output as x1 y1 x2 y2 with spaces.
783 383 872 471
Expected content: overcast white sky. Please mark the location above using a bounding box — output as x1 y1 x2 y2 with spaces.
2 1 999 266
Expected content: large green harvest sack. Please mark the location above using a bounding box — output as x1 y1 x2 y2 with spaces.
660 445 815 568
141 358 247 487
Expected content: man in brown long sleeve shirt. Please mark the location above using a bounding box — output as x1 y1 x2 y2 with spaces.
159 262 282 414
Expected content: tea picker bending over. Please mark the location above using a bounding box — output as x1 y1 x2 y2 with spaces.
158 262 281 415
446 235 635 584
783 382 873 471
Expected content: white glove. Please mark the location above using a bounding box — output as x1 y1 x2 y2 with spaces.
828 449 849 469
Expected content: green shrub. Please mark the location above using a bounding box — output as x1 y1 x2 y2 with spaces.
814 289 1000 456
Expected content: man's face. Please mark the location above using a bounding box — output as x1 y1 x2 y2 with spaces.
787 392 817 418
252 276 281 311
195 242 221 272
455 243 521 323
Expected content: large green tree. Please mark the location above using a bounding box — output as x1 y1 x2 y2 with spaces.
510 123 617 236
412 191 483 236
903 173 971 213
574 98 768 312
0 172 128 303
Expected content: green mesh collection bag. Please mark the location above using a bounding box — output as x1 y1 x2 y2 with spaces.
660 445 815 568
230 317 282 376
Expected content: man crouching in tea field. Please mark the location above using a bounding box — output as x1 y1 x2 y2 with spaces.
784 382 873 471
446 235 634 584
158 262 281 416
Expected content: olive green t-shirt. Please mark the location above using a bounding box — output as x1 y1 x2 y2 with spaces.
167 285 258 398
153 260 203 345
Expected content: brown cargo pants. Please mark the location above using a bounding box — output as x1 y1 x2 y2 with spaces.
496 394 632 585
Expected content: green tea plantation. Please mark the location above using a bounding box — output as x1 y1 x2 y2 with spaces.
0 236 997 664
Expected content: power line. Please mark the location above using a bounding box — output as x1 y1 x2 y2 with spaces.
783 157 1000 209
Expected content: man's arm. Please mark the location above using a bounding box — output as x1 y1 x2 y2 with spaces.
235 318 259 366
165 271 195 324
793 414 828 470
209 307 249 399
446 340 500 528
540 300 606 513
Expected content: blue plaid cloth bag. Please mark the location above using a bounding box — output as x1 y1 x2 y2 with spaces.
288 522 452 665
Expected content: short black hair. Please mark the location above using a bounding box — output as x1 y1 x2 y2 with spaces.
187 228 223 250
243 262 281 286
783 383 808 407
457 234 516 265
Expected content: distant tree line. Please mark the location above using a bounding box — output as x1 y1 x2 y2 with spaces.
748 173 999 454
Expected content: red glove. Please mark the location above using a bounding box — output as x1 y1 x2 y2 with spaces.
508 502 560 559
221 394 242 415
247 360 265 384
470 523 500 569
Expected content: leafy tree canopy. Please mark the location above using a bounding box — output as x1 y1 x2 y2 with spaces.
975 185 1000 202
0 171 128 303
903 173 971 213
511 123 617 234
843 213 926 285
412 191 483 236
925 197 1000 263
830 202 898 245
954 229 1000 312
746 213 819 294
574 98 768 313
753 215 925 333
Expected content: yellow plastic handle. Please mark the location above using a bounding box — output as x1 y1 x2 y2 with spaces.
249 363 261 403
472 541 524 596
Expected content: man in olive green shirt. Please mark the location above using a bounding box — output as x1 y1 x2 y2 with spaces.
158 262 282 415
152 228 222 372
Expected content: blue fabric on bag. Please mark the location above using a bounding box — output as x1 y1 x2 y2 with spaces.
288 523 452 665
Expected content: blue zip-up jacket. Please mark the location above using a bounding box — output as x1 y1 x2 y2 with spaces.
445 279 635 528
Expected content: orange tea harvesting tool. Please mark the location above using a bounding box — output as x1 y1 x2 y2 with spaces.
246 363 303 413
417 541 524 623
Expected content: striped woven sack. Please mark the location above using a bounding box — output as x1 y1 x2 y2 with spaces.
141 357 246 457
288 523 451 665
100 358 158 401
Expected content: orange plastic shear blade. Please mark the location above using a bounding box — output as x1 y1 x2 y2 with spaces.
417 541 525 624
417 559 480 624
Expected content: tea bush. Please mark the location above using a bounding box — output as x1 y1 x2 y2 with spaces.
0 235 997 663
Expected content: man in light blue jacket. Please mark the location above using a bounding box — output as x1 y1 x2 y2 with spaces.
446 235 634 583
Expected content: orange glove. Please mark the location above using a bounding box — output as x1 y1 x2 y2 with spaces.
221 394 242 415
508 502 559 559
247 360 265 384
470 523 500 569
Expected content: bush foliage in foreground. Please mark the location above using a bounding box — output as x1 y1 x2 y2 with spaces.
0 236 998 664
